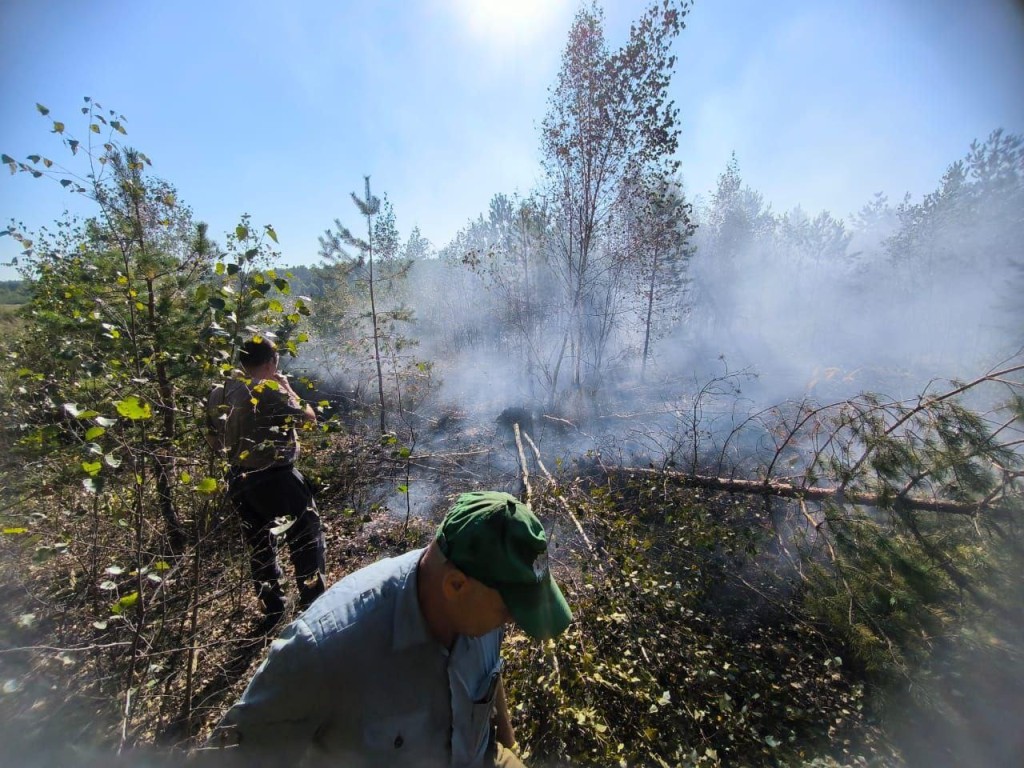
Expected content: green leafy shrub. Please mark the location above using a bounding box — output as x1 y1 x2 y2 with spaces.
504 480 885 767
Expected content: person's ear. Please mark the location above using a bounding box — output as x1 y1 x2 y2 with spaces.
441 568 468 602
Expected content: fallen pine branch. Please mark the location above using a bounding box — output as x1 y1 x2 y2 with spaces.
615 467 1018 516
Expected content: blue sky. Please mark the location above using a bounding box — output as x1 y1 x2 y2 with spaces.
1 0 1022 280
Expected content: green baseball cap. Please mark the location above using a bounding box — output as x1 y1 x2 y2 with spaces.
436 491 572 640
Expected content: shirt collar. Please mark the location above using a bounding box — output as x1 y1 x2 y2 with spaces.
391 547 433 652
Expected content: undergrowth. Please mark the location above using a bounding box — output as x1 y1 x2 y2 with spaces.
504 478 891 767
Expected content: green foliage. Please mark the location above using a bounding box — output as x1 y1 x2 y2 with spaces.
727 362 1024 683
614 171 696 373
502 355 1023 766
505 480 884 767
316 180 425 433
201 212 306 371
800 389 1020 677
2 100 221 550
0 98 315 747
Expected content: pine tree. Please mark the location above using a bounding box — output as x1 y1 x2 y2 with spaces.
319 180 415 433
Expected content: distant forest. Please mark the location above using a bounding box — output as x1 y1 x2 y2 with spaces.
0 279 28 304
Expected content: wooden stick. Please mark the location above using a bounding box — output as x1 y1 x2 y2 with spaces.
520 429 595 552
513 423 532 506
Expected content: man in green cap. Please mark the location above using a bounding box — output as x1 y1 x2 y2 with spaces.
206 491 572 767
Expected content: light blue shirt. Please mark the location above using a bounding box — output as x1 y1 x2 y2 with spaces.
211 549 504 767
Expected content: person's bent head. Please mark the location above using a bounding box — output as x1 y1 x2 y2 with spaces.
428 491 572 642
239 337 279 374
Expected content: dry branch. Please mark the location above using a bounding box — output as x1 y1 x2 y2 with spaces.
519 429 595 553
513 423 533 506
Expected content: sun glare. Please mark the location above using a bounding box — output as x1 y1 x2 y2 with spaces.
450 0 566 46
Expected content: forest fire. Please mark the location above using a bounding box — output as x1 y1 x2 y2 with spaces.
1 0 1022 764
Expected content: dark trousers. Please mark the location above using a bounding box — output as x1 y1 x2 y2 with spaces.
230 466 326 613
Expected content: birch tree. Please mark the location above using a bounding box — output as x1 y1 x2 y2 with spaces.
541 0 690 394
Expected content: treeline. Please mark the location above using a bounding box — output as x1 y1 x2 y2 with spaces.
212 0 1024 421
283 110 1024 425
407 130 1024 410
0 279 28 304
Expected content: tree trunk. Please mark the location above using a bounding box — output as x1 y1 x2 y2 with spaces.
366 176 388 435
146 275 186 553
618 467 1004 516
641 250 659 381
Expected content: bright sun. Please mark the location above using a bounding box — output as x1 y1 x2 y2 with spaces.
450 0 566 46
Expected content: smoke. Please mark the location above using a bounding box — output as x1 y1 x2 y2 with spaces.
883 572 1024 768
255 135 1024 767
404 174 1016 471
663 152 1021 412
